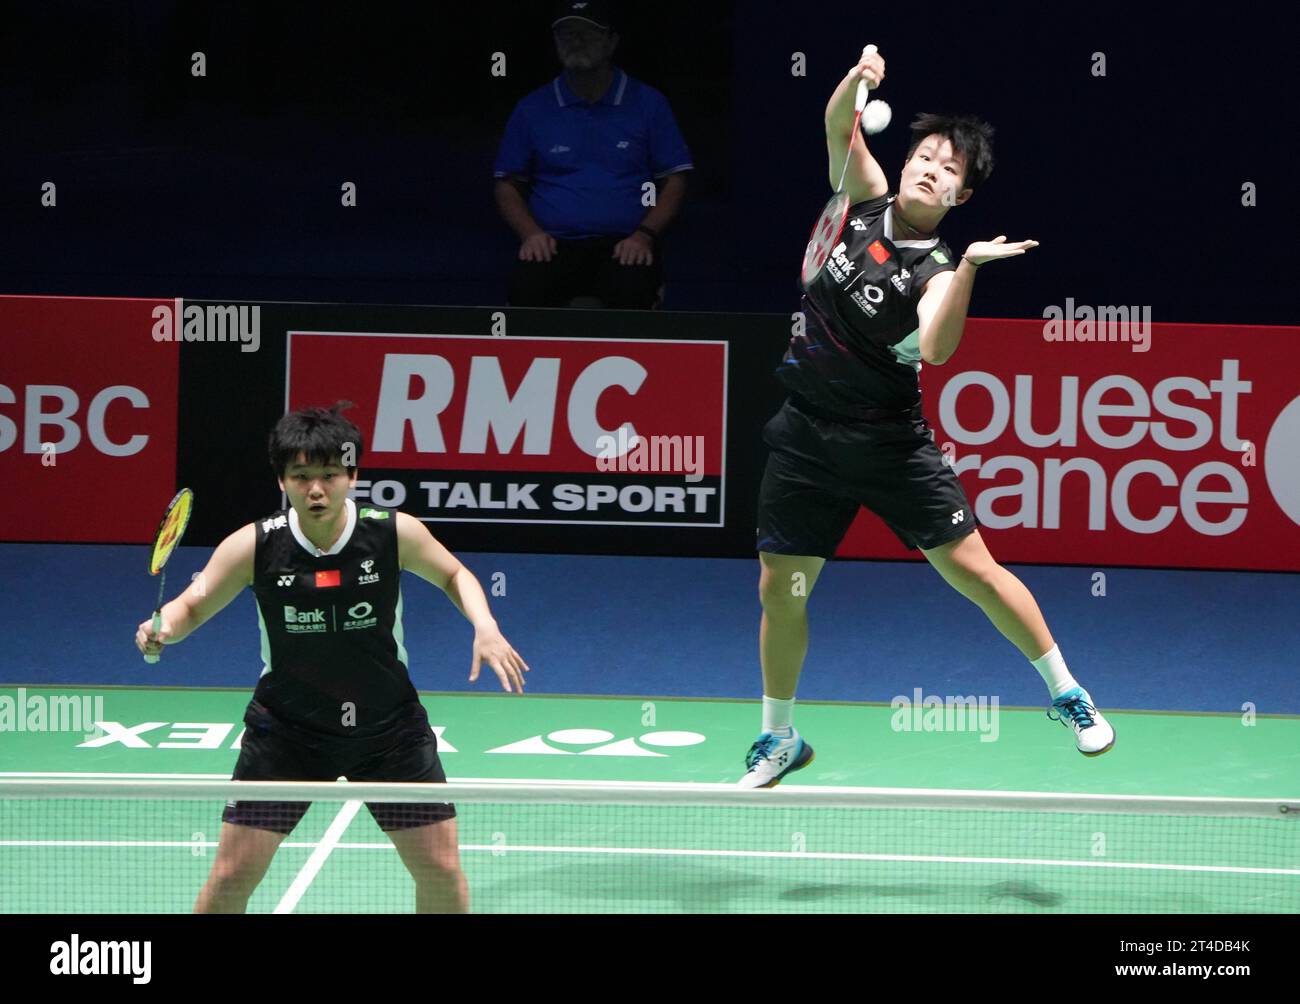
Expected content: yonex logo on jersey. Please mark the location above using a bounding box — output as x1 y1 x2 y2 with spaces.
951 509 965 524
315 570 341 588
262 515 287 532
868 240 890 264
359 508 389 520
849 217 867 231
277 575 294 587
930 249 950 265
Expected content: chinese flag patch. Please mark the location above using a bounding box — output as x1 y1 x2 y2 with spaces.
315 570 341 588
868 240 890 264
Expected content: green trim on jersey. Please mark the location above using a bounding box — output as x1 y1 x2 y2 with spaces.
891 328 922 369
394 588 409 670
256 603 272 678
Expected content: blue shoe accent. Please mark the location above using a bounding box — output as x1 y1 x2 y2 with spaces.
1048 687 1116 756
1048 687 1097 728
743 731 816 787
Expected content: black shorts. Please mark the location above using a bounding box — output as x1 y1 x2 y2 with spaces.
222 699 455 835
756 396 978 558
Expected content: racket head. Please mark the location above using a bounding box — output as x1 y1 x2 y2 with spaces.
801 191 853 290
149 488 194 575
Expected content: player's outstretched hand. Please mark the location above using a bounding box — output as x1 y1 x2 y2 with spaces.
135 616 170 658
469 626 530 693
852 46 885 87
964 235 1040 266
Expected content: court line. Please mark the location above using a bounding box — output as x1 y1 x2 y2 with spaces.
4 838 1296 877
272 800 362 914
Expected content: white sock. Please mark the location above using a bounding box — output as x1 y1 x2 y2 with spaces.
1031 645 1079 699
762 696 795 735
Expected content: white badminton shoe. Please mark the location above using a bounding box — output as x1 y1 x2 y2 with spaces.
738 729 816 788
1048 687 1116 756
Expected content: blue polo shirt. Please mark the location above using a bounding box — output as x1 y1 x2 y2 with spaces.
494 68 694 240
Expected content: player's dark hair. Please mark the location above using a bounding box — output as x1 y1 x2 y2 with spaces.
905 113 995 192
269 402 364 477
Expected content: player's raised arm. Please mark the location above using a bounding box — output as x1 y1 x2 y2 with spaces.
825 47 889 204
917 236 1040 365
395 512 529 693
135 523 256 657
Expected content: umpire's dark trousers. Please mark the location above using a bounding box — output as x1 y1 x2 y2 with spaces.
507 235 664 309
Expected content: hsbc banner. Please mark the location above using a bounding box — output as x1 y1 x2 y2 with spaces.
2 296 179 543
286 332 728 526
839 319 1300 571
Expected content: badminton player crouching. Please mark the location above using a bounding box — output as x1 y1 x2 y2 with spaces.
740 46 1113 787
135 404 529 911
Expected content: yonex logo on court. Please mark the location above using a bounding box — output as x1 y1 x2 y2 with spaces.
486 728 706 757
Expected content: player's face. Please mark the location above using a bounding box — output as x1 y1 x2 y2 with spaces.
554 23 615 71
279 454 357 523
900 135 970 210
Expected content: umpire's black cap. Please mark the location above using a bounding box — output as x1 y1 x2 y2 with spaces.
553 1 615 31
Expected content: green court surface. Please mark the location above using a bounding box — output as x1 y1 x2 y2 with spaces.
1 687 1298 913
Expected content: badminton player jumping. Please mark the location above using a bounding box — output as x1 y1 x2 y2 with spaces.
740 46 1114 787
135 404 528 911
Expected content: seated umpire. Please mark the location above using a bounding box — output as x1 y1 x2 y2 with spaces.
493 0 693 308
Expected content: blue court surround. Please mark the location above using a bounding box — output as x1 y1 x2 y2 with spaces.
2 542 1296 715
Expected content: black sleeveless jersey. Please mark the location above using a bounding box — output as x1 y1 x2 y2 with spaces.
249 498 418 738
780 193 958 417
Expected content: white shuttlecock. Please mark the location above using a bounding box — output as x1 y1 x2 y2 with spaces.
863 99 891 135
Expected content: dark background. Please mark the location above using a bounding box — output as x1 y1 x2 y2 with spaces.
1 0 1294 324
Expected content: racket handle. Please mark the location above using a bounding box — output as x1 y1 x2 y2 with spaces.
143 611 162 664
856 43 878 108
